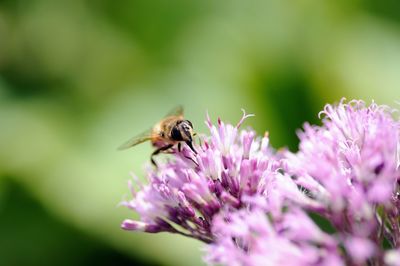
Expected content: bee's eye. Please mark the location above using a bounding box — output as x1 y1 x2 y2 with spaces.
171 127 183 141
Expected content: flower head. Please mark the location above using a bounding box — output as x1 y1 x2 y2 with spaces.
121 100 400 266
285 99 400 264
121 110 280 243
206 204 343 266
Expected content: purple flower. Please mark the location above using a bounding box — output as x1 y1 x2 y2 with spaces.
206 202 342 266
121 110 281 243
284 99 400 264
121 100 400 265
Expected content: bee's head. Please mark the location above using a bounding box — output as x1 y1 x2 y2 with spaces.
171 120 194 142
172 120 197 154
171 120 197 154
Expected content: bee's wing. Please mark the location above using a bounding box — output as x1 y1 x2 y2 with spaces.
165 105 184 118
117 129 153 150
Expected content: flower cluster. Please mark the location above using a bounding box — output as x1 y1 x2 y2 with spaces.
206 201 342 266
121 110 279 243
121 100 400 266
284 99 400 265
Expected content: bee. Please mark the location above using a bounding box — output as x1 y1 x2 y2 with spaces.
118 106 197 166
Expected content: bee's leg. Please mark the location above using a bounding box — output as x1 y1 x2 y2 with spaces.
178 142 182 153
186 141 197 154
182 155 198 167
187 157 199 167
151 144 173 167
182 141 199 167
150 157 158 167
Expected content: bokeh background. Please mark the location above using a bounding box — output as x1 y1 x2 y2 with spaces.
1 1 400 265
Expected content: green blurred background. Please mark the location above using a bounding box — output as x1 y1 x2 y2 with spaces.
0 1 399 265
